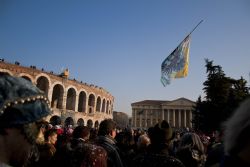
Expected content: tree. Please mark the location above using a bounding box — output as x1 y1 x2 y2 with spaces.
192 59 249 133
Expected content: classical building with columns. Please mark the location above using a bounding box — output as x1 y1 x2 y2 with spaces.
0 60 114 128
131 98 195 129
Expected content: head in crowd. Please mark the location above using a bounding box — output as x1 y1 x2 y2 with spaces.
44 129 58 145
223 98 250 159
179 133 205 154
137 134 150 150
0 74 51 167
115 130 135 148
176 132 205 167
149 120 173 146
36 120 49 144
72 126 90 141
98 119 117 138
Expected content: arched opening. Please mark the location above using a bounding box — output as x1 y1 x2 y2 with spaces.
21 76 32 82
66 88 76 111
106 101 110 114
88 94 95 114
96 96 101 112
0 71 12 75
101 99 106 113
51 84 64 109
87 119 93 128
94 121 99 129
64 117 74 127
77 118 84 126
50 115 62 126
36 76 49 96
78 91 87 112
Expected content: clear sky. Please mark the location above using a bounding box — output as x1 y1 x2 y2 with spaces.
1 0 249 116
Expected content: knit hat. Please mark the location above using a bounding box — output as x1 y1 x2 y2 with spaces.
0 74 51 127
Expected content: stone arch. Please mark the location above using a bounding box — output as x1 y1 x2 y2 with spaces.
87 119 93 128
21 76 32 82
50 115 62 126
78 90 87 112
51 84 64 109
106 100 110 114
18 73 34 83
36 76 50 96
66 87 76 111
35 73 51 86
96 96 101 112
101 99 106 113
64 117 74 127
94 120 99 129
0 69 13 75
88 93 95 114
77 118 84 126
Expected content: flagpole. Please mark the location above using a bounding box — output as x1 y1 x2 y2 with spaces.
188 20 203 36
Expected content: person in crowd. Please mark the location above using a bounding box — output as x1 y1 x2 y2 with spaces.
43 129 58 156
89 128 98 142
132 120 185 167
222 98 250 167
36 121 49 145
55 125 107 167
115 129 136 167
136 133 150 154
67 125 91 159
205 130 224 167
33 129 58 167
172 131 181 156
95 119 124 167
176 132 206 167
0 74 51 167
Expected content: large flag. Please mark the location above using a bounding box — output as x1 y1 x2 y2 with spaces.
161 35 191 86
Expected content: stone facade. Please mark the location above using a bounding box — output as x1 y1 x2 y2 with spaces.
0 60 114 128
131 98 195 129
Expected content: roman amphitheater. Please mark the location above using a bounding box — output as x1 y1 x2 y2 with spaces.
0 60 114 128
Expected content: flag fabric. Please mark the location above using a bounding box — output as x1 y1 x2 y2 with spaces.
161 35 191 86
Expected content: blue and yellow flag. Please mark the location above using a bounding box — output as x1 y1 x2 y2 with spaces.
161 35 191 86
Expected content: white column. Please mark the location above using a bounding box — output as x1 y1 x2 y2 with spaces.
167 109 169 123
173 110 175 127
162 109 164 121
184 110 187 127
85 97 88 114
178 110 181 128
62 93 67 110
100 101 103 113
150 110 153 126
139 113 142 128
93 101 96 114
134 109 137 127
48 87 53 103
75 94 79 112
145 110 148 128
190 110 192 128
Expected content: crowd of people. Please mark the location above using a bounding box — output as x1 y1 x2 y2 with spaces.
0 74 250 167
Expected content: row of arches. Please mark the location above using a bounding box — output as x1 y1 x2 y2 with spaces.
50 115 99 128
0 70 113 115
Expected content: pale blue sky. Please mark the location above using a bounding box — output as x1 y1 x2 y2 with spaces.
1 0 249 116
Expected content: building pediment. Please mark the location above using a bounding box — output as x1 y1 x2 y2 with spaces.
162 98 195 107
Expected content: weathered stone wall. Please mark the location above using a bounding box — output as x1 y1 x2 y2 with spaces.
0 60 114 128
